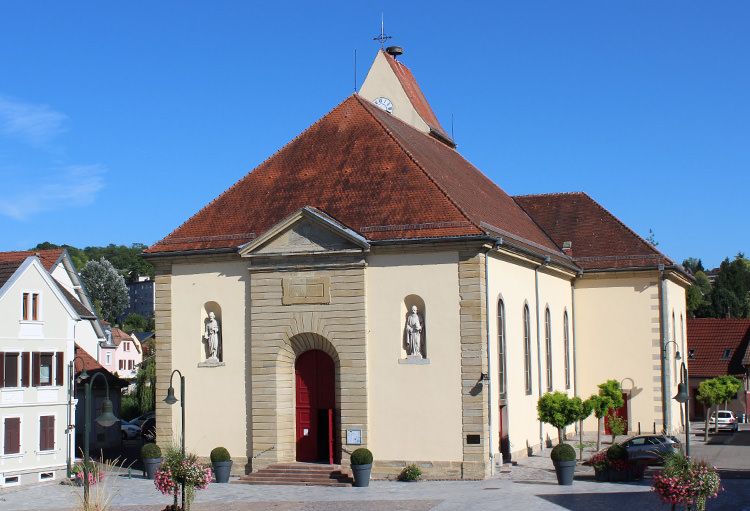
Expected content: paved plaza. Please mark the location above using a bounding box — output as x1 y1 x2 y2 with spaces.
2 429 749 511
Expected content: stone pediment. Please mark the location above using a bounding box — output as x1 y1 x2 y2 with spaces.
239 207 369 257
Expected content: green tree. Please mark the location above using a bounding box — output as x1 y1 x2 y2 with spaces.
589 395 613 452
687 271 714 317
683 258 705 275
122 313 153 333
80 257 129 323
716 375 742 409
575 397 594 460
711 254 750 318
598 380 624 409
697 379 722 439
537 391 581 443
136 355 156 414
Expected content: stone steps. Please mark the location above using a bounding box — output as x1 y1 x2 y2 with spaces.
234 463 353 487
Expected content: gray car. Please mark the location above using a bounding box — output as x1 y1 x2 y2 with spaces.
620 434 681 464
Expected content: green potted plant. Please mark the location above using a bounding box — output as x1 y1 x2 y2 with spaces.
210 447 232 483
398 464 422 482
606 444 629 482
550 443 577 485
350 448 373 487
141 442 162 480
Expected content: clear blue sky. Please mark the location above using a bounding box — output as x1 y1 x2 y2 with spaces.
1 2 747 268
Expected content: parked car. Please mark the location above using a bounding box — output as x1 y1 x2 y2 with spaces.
141 416 156 443
130 411 155 428
620 434 681 465
121 419 141 440
709 410 738 431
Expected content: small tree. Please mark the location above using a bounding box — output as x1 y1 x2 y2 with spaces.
598 380 624 410
537 391 580 444
80 257 129 323
574 397 594 461
607 414 626 445
697 379 722 440
716 375 742 409
589 394 613 452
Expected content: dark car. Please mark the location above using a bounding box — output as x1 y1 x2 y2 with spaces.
620 434 681 465
140 416 156 443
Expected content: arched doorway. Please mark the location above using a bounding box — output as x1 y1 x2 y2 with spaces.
295 349 336 463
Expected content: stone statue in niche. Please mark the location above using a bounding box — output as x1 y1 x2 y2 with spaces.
203 312 220 362
405 305 423 358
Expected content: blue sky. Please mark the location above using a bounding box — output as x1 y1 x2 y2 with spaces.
0 2 747 268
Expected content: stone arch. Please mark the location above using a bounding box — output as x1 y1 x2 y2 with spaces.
274 332 341 464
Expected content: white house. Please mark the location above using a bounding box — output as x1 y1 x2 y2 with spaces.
0 252 85 486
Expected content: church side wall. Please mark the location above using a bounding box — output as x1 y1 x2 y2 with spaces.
665 277 688 432
366 251 464 477
574 272 663 433
166 258 249 468
486 253 574 463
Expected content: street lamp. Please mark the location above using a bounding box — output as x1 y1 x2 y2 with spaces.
164 369 186 511
673 362 691 457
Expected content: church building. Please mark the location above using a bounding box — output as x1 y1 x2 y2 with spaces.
145 47 690 479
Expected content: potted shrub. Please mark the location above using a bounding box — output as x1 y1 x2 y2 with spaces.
398 464 422 482
350 448 373 487
589 450 610 481
550 443 577 486
210 447 232 483
605 444 629 482
141 442 162 480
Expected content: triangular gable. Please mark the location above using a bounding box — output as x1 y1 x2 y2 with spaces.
239 206 369 257
0 256 81 320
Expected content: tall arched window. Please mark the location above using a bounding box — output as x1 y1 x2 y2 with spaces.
523 304 532 395
497 299 507 399
672 311 677 383
545 307 552 391
563 311 571 390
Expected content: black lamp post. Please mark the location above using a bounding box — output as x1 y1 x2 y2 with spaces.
673 361 691 457
164 369 186 511
76 367 119 506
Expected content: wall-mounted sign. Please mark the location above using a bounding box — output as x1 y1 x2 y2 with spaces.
346 429 362 445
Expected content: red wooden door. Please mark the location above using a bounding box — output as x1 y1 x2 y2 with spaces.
295 350 335 462
605 392 629 435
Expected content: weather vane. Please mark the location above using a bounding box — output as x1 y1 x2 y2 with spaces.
373 13 392 48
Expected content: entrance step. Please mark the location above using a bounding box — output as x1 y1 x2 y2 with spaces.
234 463 353 487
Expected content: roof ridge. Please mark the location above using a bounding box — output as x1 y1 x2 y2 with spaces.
514 191 588 198
148 96 361 252
353 95 477 231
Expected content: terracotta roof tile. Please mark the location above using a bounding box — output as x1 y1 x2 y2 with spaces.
687 318 750 377
147 95 561 255
514 192 673 271
0 249 64 271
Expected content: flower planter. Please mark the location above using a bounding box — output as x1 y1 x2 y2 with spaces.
552 460 576 485
351 463 372 487
608 468 629 482
212 460 233 483
143 457 163 480
594 467 608 482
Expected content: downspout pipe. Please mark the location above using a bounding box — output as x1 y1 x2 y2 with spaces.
535 256 550 449
484 248 494 475
571 276 580 399
659 265 672 433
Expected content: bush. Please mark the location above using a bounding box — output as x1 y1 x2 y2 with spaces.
607 444 627 461
398 464 422 482
350 448 373 466
551 443 576 462
210 447 231 463
141 443 162 459
120 393 140 421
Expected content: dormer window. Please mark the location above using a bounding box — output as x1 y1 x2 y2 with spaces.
21 292 40 321
722 348 732 360
688 349 696 360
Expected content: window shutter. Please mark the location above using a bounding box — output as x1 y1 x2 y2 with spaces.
0 352 4 387
55 352 64 387
40 416 55 451
32 352 40 387
4 417 20 455
22 352 30 387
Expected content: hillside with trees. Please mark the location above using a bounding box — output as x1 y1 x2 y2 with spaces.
31 241 154 282
684 254 750 318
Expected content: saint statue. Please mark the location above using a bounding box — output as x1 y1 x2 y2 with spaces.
405 305 423 357
203 312 220 361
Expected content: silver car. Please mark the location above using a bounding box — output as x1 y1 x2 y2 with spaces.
620 434 681 464
709 410 739 432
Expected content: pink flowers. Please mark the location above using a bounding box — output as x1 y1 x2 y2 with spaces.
651 454 721 511
72 461 104 486
153 448 212 506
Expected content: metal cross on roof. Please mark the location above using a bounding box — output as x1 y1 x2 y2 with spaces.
373 14 392 48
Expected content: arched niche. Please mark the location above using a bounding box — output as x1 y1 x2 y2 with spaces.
200 301 223 362
401 294 426 359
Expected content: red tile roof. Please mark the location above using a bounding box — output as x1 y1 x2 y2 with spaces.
147 95 561 256
380 50 452 144
0 249 64 271
74 344 106 374
514 192 674 271
686 318 750 377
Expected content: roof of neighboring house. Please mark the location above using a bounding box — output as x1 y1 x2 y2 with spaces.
0 249 66 288
514 192 675 271
687 318 750 378
73 344 128 386
133 331 154 343
380 50 453 144
53 279 96 319
146 94 562 257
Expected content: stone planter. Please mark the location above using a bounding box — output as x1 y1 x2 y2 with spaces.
143 457 162 480
594 467 608 481
608 468 629 482
351 463 372 487
212 460 233 483
552 460 576 485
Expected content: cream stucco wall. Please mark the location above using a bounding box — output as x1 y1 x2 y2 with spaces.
169 259 249 459
366 250 463 462
0 261 75 486
574 272 662 433
359 51 431 134
486 253 574 460
665 277 688 432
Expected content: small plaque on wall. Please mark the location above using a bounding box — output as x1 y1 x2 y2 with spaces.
346 429 362 445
